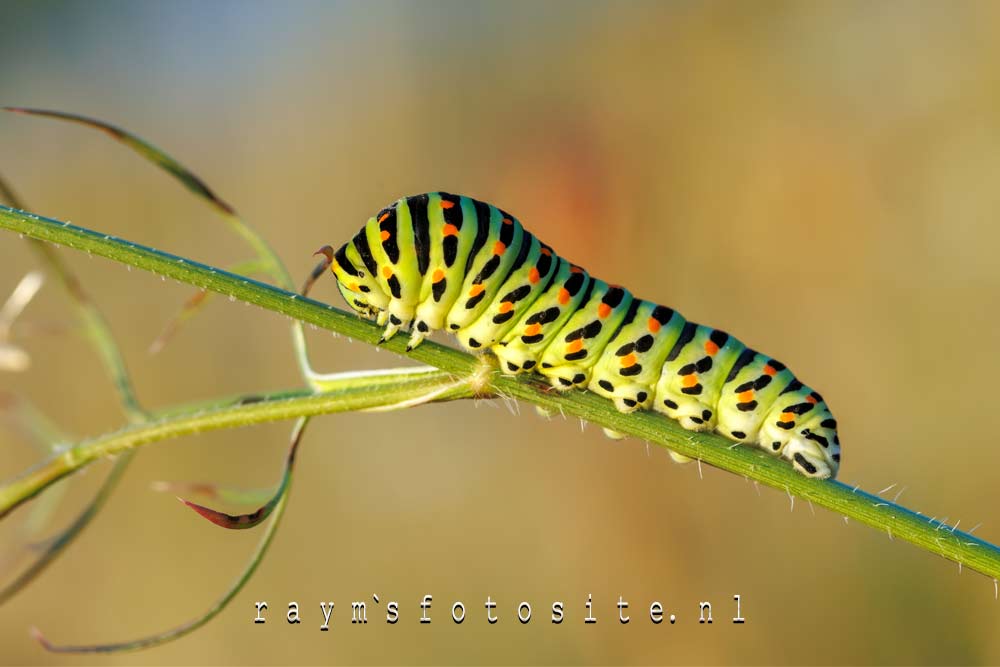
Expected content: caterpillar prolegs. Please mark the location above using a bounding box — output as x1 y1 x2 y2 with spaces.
324 192 841 479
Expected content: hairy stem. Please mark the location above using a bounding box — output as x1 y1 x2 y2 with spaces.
0 366 475 519
1 204 999 582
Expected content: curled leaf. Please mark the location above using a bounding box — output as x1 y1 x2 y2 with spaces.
174 407 306 530
31 419 309 653
176 497 271 530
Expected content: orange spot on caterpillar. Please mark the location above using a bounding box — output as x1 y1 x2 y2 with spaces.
738 389 754 402
704 340 719 355
566 339 584 353
557 288 570 305
620 353 638 367
378 211 390 223
528 267 540 284
432 269 445 282
597 303 612 318
647 317 661 333
469 284 485 297
780 412 794 422
763 365 777 376
382 266 393 279
502 217 513 225
493 241 506 255
442 224 459 237
806 395 818 404
349 282 359 292
440 200 455 209
524 323 542 336
569 265 583 274
380 229 391 241
683 374 700 388
540 247 552 256
498 301 514 314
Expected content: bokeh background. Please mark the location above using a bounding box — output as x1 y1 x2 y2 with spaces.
2 1 1000 664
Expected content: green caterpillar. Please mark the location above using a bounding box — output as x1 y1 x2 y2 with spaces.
324 192 841 479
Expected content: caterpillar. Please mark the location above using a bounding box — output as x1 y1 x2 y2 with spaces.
323 192 841 479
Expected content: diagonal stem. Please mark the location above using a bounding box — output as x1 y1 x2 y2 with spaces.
1 203 999 583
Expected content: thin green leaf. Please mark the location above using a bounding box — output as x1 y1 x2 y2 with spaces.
0 392 69 450
31 418 309 653
3 108 322 386
175 364 466 531
0 364 476 520
0 394 71 539
4 108 235 216
175 424 300 530
0 458 133 606
173 388 310 531
0 173 147 605
149 481 274 507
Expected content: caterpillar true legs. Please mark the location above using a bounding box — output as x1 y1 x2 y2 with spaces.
325 192 841 479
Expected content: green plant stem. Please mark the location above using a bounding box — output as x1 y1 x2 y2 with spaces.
0 366 474 520
0 178 149 605
1 204 999 583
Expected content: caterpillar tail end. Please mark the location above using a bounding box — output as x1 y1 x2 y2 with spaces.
788 449 835 480
766 424 840 480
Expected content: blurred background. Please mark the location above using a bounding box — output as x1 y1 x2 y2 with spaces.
1 1 999 664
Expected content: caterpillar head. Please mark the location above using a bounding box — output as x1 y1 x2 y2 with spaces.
325 243 387 320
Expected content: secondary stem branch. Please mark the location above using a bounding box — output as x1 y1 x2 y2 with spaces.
0 368 474 519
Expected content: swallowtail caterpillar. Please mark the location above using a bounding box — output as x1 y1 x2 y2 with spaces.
322 193 841 479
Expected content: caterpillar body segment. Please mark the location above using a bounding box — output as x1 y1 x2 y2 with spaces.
327 192 841 479
589 301 677 413
495 256 588 373
537 279 634 390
